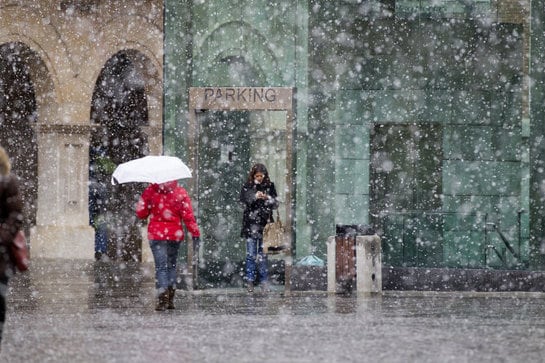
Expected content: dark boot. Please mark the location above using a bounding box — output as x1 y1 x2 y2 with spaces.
167 287 176 310
155 290 169 311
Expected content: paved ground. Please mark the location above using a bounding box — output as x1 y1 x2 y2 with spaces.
1 259 545 362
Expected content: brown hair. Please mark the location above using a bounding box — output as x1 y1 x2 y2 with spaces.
0 146 11 175
246 163 271 185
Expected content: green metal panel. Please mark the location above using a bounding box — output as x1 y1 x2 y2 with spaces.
191 0 296 87
163 0 532 274
443 126 494 160
443 231 486 268
450 91 492 125
492 128 522 162
422 91 453 123
372 91 427 124
335 194 369 226
335 125 368 160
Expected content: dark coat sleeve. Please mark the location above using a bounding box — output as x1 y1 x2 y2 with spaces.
0 175 23 245
265 183 279 211
239 182 257 207
239 182 279 238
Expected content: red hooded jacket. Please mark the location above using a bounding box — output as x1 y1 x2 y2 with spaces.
136 181 200 242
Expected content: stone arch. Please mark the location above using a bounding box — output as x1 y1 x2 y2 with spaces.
78 16 163 142
0 38 57 125
0 7 95 259
0 42 46 233
89 48 160 261
90 49 153 161
85 44 162 155
0 6 72 113
196 21 280 86
0 3 163 260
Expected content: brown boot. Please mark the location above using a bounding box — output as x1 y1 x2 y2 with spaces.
155 290 169 311
167 287 176 310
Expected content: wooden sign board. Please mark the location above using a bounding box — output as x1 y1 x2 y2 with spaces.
189 87 294 111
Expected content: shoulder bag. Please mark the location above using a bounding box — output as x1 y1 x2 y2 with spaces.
263 210 286 254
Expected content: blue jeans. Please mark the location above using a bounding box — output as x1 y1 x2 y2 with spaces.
149 240 180 292
246 237 268 283
94 221 107 254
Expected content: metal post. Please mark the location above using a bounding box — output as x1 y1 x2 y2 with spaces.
518 209 524 259
192 236 200 289
326 236 336 293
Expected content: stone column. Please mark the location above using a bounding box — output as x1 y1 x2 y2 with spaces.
31 124 94 259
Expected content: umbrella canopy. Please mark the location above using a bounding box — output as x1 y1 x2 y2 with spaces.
111 155 192 185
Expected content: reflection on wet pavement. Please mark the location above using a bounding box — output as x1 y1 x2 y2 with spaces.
2 259 545 362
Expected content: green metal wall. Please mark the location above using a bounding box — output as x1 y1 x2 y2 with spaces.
165 0 313 279
308 1 527 269
164 0 536 274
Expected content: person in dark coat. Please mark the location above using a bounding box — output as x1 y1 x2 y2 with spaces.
88 179 108 260
88 145 110 261
136 180 200 311
0 146 23 345
239 163 278 292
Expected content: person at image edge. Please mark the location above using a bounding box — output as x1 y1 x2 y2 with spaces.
0 146 23 345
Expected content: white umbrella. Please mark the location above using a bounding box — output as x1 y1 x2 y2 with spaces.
111 155 192 185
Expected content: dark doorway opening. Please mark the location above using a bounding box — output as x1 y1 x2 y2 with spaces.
89 51 149 261
370 123 443 267
196 110 251 285
195 109 290 287
0 42 39 235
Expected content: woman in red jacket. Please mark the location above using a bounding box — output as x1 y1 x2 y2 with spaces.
136 180 200 311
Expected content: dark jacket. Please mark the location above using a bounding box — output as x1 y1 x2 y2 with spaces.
239 181 278 239
0 174 23 278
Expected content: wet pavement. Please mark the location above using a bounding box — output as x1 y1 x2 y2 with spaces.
2 259 545 362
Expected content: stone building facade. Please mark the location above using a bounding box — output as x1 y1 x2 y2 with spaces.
0 1 163 259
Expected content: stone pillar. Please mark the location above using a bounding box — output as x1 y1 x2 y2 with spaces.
31 124 94 259
355 235 382 294
326 235 336 293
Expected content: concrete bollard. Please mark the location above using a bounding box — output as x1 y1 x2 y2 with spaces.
326 234 382 294
355 234 382 294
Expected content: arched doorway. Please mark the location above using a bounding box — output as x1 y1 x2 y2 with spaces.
89 50 150 261
0 42 39 236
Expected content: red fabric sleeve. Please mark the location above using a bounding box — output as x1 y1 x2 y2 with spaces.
179 189 200 238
